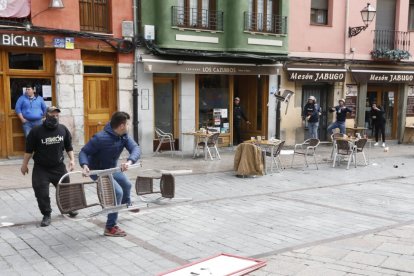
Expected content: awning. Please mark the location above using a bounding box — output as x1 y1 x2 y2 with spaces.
142 55 282 75
286 66 346 82
350 68 414 83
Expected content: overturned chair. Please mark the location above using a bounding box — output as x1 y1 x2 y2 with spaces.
136 172 192 204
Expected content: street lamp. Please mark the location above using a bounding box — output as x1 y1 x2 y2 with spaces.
49 0 64 9
348 3 376 37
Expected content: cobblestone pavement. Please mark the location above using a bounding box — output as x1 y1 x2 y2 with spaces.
0 144 414 275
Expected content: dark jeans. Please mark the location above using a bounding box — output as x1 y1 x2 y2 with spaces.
375 123 386 143
32 163 69 216
234 121 242 145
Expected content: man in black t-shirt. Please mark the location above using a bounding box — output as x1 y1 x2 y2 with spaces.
20 106 77 227
327 99 352 135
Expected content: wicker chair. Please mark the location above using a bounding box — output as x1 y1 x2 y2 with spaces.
291 138 320 169
196 132 221 160
332 139 355 169
353 138 368 166
263 140 285 172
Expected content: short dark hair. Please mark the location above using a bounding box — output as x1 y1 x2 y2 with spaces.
110 111 130 129
26 83 33 89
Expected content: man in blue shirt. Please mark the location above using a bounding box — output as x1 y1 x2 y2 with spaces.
79 111 140 237
15 84 47 137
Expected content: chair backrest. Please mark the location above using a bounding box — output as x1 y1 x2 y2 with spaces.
160 174 175 198
331 133 347 140
207 132 220 145
354 138 367 151
275 90 294 103
155 127 173 139
307 138 320 147
268 140 285 157
335 139 353 155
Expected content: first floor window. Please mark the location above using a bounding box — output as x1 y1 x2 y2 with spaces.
311 0 328 25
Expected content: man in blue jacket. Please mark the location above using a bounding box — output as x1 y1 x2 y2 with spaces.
15 84 47 137
79 111 140 237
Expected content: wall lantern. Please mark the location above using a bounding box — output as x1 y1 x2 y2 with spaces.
348 3 376 37
49 0 64 9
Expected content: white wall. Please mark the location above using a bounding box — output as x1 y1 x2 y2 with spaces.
137 63 154 155
179 74 196 153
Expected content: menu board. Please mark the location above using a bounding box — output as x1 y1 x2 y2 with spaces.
407 86 414 117
345 96 357 118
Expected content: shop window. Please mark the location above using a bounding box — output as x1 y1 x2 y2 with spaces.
8 53 43 70
310 0 328 25
10 78 52 110
409 0 414 30
198 75 229 132
79 0 110 33
84 65 112 74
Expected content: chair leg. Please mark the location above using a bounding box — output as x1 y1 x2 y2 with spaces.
304 150 309 167
313 150 318 170
291 153 295 168
347 152 354 170
207 147 213 160
154 138 164 155
214 146 221 160
170 140 174 157
362 151 368 165
332 152 336 167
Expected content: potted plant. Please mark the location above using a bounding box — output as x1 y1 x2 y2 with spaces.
371 48 411 61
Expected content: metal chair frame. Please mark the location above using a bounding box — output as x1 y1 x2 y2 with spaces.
263 140 285 173
353 138 368 166
154 127 176 157
196 132 221 160
274 89 294 114
332 139 355 169
291 138 320 169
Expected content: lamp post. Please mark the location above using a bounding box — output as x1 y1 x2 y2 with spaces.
348 3 376 37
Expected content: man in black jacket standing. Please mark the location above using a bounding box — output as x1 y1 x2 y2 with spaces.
20 106 77 227
233 97 250 145
371 103 386 147
327 99 352 135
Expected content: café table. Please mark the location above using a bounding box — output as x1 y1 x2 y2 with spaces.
245 139 282 173
346 127 368 137
182 131 214 160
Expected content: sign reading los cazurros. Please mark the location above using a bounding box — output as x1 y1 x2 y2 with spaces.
0 34 44 47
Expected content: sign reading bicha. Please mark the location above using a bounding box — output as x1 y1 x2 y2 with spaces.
0 34 44 47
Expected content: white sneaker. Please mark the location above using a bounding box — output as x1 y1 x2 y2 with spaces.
382 143 385 147
374 142 379 146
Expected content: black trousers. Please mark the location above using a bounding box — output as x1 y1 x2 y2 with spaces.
234 120 242 145
375 123 386 143
32 163 69 216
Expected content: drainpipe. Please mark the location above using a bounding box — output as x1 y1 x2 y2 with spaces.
275 75 281 139
132 0 139 143
344 0 349 59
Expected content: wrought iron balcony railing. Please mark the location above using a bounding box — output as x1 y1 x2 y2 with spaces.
244 12 287 35
172 6 224 31
372 30 411 60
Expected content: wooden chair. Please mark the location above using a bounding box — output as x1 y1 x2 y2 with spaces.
196 132 221 160
154 128 175 157
291 138 320 169
332 139 355 169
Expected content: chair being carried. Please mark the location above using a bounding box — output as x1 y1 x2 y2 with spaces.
274 90 294 115
154 128 175 157
291 138 320 169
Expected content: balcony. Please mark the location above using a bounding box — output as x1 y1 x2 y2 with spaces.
371 30 411 61
244 12 287 35
171 6 224 32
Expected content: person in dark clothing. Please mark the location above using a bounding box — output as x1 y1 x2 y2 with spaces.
371 103 386 147
233 97 250 145
20 106 77 227
302 95 322 139
327 99 352 135
79 111 140 237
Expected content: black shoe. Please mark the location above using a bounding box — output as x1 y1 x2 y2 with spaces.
68 211 78 218
40 215 51 227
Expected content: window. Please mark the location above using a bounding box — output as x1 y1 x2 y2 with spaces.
311 0 328 25
246 0 285 34
198 75 229 132
79 0 110 33
173 0 223 31
409 0 414 30
9 53 43 70
84 65 112 74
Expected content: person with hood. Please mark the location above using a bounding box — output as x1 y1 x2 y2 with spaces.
327 99 352 135
79 111 140 237
15 84 47 137
371 103 386 147
302 95 322 139
20 106 77 227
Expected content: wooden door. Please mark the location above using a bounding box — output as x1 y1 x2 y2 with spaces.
84 76 116 141
0 76 6 158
